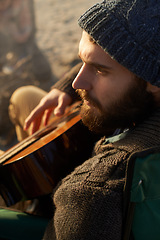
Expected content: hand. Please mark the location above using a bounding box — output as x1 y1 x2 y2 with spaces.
24 89 72 134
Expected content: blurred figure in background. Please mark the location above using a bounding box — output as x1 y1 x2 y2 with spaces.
0 0 55 147
0 0 52 81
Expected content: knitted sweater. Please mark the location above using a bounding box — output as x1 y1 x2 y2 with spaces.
43 64 160 239
43 113 160 239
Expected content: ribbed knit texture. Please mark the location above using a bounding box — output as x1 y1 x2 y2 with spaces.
78 0 160 87
43 108 160 240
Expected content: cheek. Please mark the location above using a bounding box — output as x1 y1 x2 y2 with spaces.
93 70 134 107
97 79 128 108
95 81 116 107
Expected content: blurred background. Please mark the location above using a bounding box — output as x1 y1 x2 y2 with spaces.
0 0 98 150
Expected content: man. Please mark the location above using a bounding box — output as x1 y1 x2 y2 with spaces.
8 0 160 239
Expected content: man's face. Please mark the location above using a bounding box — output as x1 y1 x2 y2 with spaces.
72 31 153 134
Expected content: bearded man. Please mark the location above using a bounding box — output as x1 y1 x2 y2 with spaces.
7 0 160 239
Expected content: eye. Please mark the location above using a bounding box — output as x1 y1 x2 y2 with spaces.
95 67 109 76
96 68 103 74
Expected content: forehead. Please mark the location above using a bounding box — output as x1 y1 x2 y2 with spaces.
79 31 128 71
79 31 107 60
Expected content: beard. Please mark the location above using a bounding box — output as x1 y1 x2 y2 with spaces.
76 77 155 135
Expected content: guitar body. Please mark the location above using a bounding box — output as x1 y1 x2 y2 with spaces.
0 103 98 207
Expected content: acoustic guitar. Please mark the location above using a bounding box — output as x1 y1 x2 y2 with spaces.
0 102 97 207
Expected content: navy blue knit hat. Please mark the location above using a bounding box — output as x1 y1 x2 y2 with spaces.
78 0 160 87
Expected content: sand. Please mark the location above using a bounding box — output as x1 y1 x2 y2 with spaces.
34 0 99 79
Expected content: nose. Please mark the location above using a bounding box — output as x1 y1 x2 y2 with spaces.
72 63 92 90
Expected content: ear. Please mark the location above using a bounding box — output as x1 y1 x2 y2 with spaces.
147 82 160 93
147 82 160 105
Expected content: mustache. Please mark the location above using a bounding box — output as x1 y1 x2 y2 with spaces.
76 89 102 110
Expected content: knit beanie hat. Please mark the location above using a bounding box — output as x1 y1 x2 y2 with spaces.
78 0 160 87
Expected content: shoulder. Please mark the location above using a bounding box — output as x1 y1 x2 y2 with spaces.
54 144 129 201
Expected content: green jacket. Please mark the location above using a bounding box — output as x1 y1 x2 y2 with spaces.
123 148 160 240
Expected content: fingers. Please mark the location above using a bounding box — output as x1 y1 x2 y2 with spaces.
54 100 66 116
23 90 73 135
54 93 72 116
44 109 54 126
30 118 42 135
23 105 44 131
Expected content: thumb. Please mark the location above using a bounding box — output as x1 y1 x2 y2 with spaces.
54 100 66 116
54 94 71 116
54 93 72 116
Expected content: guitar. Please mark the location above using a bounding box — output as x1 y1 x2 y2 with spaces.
0 102 97 207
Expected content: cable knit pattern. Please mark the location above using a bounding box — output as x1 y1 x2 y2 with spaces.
43 109 160 240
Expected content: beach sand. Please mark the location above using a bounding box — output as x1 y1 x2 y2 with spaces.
34 0 99 79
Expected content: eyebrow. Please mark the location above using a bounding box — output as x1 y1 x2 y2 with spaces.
90 62 112 71
79 54 113 71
